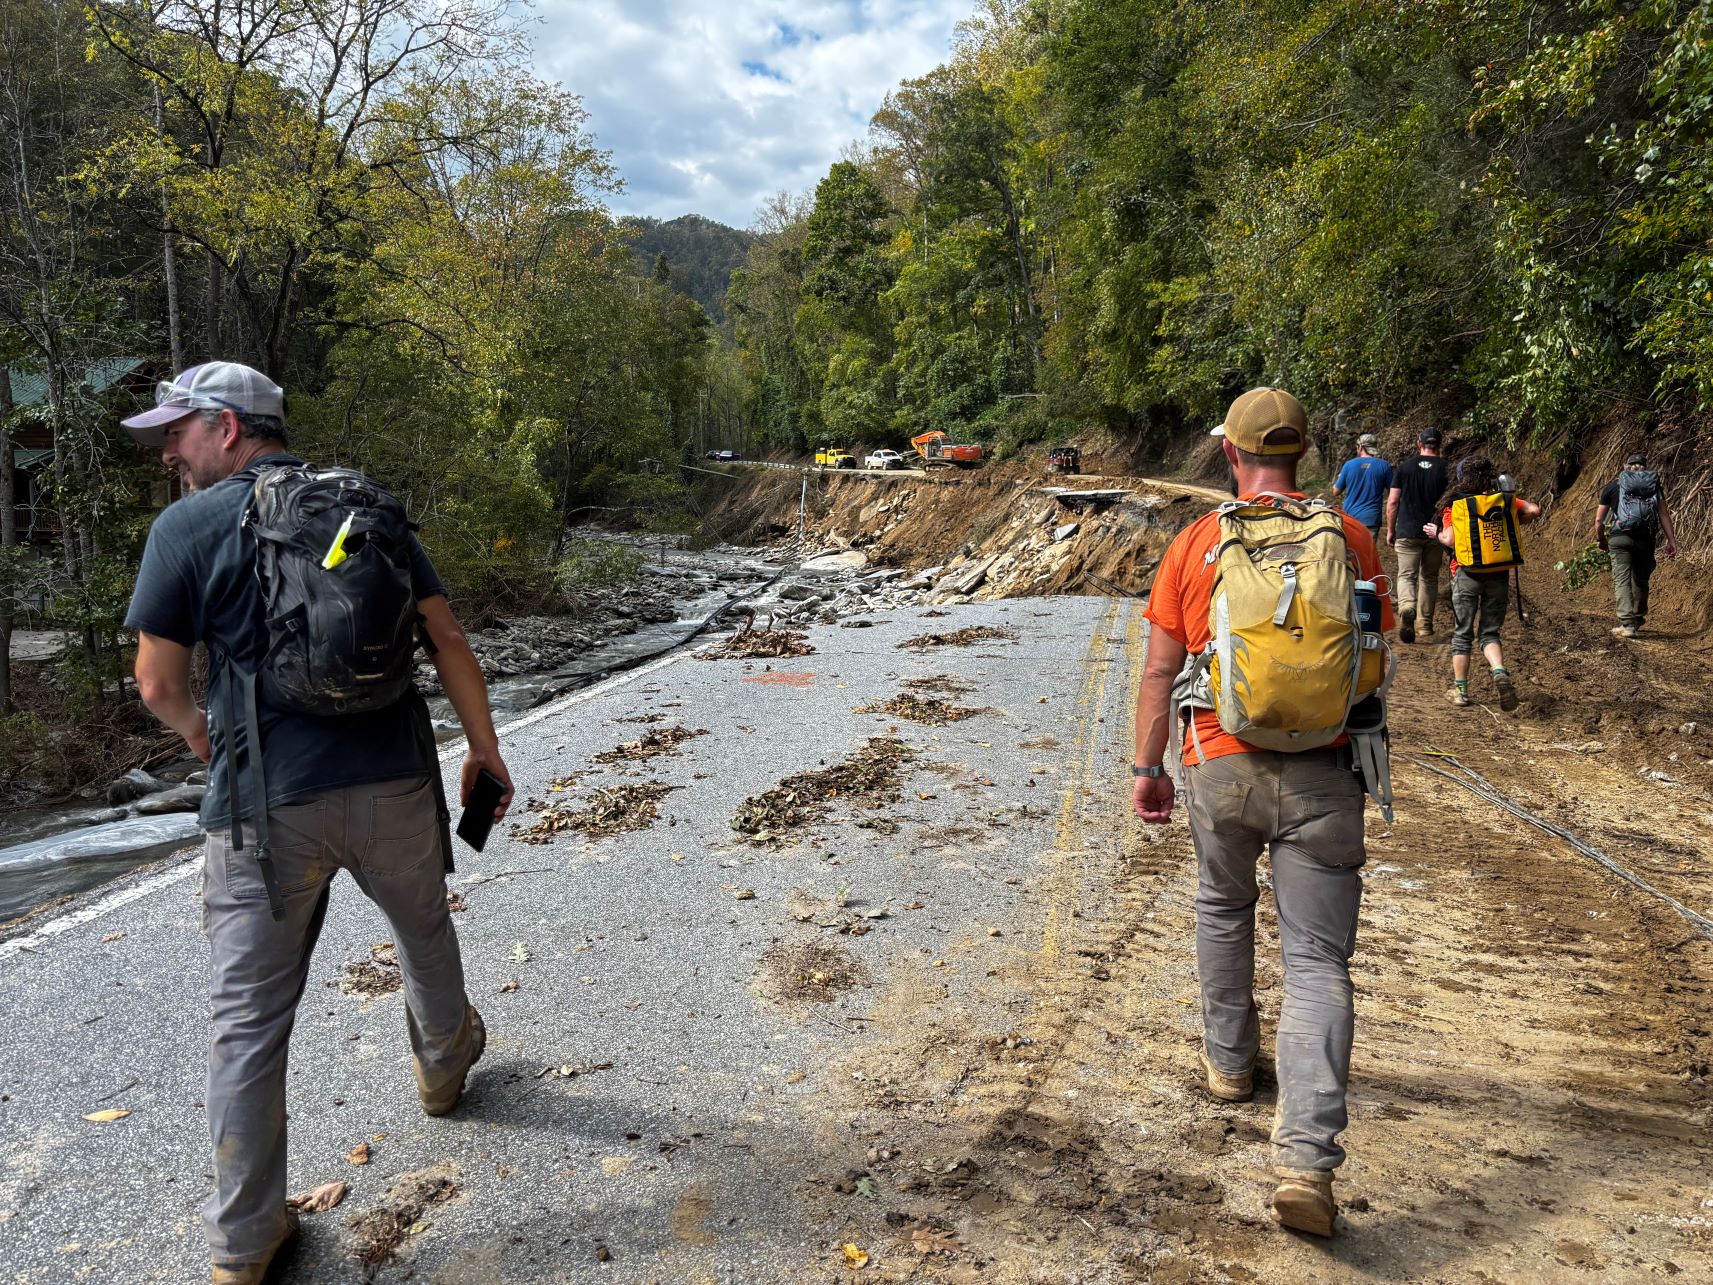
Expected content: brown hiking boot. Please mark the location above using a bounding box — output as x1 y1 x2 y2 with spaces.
1493 670 1519 712
418 1005 486 1117
210 1210 298 1284
1272 1169 1336 1237
1448 686 1471 708
1198 1045 1254 1103
1397 608 1415 645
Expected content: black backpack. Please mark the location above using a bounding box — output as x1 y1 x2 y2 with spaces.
222 464 448 920
1613 469 1661 535
246 465 423 714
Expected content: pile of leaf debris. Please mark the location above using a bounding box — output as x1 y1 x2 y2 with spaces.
732 737 913 841
338 942 402 997
592 724 707 763
513 782 680 844
897 625 1017 650
855 693 981 725
698 626 816 660
346 1163 460 1273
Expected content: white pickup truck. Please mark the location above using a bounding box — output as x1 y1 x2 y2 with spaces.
864 449 904 471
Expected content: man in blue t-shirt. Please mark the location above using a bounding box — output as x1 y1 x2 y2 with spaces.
1332 434 1394 541
122 362 514 1285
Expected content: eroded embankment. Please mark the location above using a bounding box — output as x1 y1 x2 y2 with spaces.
708 465 1198 600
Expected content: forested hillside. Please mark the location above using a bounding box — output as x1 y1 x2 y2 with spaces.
730 0 1713 459
623 215 753 322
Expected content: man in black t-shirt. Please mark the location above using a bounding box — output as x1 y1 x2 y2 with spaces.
122 362 514 1285
1384 428 1449 644
1596 452 1679 639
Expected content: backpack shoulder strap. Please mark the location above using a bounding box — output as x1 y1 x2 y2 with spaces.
218 655 285 922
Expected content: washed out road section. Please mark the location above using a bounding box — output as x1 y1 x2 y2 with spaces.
0 596 1138 1283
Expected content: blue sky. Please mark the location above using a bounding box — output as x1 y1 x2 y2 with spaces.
530 1 969 228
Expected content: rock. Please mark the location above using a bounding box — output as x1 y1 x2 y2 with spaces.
1054 522 1080 542
802 550 869 574
778 583 820 601
941 557 996 596
186 769 209 786
107 768 170 807
135 784 207 814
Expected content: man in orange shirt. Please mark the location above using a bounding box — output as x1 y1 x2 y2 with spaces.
1131 387 1391 1238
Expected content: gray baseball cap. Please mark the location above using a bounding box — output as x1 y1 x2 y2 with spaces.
1356 432 1378 449
122 361 285 447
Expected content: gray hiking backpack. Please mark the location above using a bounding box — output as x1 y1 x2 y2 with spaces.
1613 470 1661 535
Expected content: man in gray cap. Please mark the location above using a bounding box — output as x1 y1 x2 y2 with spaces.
1332 432 1393 544
122 362 514 1284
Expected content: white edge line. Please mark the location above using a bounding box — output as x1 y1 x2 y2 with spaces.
0 648 692 964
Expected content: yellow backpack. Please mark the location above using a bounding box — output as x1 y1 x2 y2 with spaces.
1199 496 1381 751
1170 495 1394 818
1449 493 1524 571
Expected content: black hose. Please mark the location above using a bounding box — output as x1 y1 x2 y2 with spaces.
1401 752 1713 942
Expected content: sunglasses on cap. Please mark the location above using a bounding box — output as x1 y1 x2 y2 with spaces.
154 379 243 413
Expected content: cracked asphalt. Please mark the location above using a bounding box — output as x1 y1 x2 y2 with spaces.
0 596 1139 1283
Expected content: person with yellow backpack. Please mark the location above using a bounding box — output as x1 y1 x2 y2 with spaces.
1132 387 1393 1239
1424 456 1541 710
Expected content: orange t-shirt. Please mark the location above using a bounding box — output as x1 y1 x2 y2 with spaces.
1144 494 1393 765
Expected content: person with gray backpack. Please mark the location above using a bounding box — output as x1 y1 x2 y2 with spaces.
1596 453 1678 639
121 362 513 1284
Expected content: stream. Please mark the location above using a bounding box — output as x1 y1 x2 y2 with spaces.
0 545 781 923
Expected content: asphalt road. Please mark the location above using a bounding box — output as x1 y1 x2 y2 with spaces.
0 595 1142 1283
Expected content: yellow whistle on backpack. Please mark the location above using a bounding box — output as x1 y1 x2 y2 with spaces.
321 514 354 570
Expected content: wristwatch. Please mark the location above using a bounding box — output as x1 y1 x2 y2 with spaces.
1131 763 1166 779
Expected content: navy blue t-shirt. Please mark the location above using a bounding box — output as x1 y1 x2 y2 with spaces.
1334 455 1395 526
124 454 446 827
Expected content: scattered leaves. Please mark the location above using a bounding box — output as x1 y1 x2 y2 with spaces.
514 782 681 843
445 892 467 913
854 693 981 725
901 673 976 695
511 942 532 963
699 628 816 660
347 1164 459 1269
732 738 913 841
286 1181 349 1213
338 943 402 997
897 625 1016 650
842 1243 870 1268
592 725 708 764
100 931 125 943
758 939 869 1003
912 1228 967 1256
82 1108 129 1123
347 1142 372 1165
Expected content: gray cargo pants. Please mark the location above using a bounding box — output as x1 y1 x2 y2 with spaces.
1183 748 1365 1172
1608 532 1656 630
199 775 475 1267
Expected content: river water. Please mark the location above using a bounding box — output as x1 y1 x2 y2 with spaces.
0 549 779 923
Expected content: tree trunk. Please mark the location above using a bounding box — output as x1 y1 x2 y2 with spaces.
47 365 76 580
0 365 14 713
156 84 183 372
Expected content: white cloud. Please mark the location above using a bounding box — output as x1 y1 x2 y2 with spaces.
530 0 968 227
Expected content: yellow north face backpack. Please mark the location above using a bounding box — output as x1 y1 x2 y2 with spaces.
1174 494 1394 817
1449 493 1524 572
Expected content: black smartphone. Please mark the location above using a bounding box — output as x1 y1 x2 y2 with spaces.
455 769 506 853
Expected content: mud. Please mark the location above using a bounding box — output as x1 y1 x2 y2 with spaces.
346 1163 461 1274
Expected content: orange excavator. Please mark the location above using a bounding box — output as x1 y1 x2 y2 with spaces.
910 431 985 470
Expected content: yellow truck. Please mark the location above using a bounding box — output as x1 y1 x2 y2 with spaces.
814 445 856 470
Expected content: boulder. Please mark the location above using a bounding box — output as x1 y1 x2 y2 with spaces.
107 768 170 807
135 783 207 815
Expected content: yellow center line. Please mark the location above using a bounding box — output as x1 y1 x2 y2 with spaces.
1039 596 1124 961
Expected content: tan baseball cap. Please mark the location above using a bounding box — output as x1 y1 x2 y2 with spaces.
1210 387 1307 456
